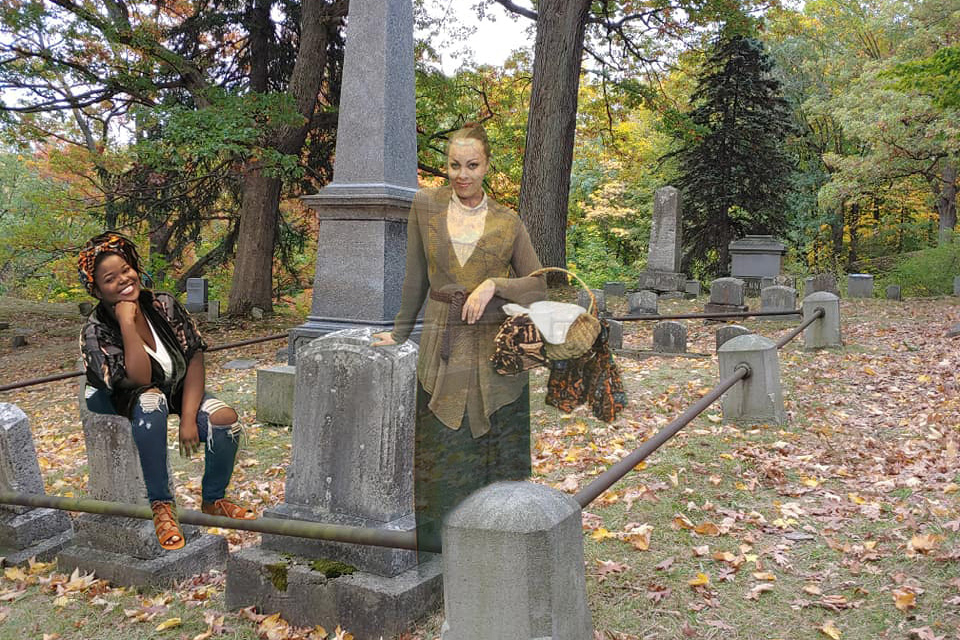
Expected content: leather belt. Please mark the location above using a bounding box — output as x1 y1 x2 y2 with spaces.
429 288 467 362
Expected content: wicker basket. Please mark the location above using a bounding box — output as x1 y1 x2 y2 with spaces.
528 267 601 361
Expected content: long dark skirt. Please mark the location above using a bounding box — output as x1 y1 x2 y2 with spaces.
414 381 531 555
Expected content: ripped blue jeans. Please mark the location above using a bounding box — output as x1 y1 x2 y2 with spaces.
85 388 240 503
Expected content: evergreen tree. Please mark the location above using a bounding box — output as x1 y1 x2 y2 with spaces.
673 34 796 276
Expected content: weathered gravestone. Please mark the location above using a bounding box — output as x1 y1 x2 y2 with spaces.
0 403 73 565
804 273 840 298
185 277 208 313
729 235 787 296
628 291 658 316
704 277 748 316
226 328 441 638
289 0 419 363
578 289 606 315
207 300 220 321
685 280 701 299
715 325 751 353
759 286 800 320
886 285 902 301
58 384 226 587
848 274 874 298
603 282 626 298
653 320 687 353
256 365 295 426
636 186 686 294
954 276 960 297
607 319 623 351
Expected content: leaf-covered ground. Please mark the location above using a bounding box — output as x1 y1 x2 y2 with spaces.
0 293 958 640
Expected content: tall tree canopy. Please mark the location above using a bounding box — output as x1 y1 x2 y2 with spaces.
671 32 796 276
0 0 346 314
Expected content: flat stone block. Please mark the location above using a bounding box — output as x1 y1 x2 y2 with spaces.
948 323 960 337
226 546 442 640
636 271 686 293
71 513 206 559
256 365 296 425
0 507 72 551
11 335 26 348
0 528 73 566
58 532 227 589
685 280 701 298
223 359 258 370
885 285 902 301
848 273 874 298
260 503 417 578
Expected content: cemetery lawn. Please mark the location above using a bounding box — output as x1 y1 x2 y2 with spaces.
0 293 958 640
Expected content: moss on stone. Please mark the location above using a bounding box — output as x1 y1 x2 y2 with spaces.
309 558 356 578
265 561 289 591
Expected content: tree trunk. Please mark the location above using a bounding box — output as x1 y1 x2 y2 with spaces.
846 201 860 269
936 162 957 244
226 1 342 315
518 0 590 284
227 168 282 313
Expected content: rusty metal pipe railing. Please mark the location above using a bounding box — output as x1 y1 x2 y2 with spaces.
0 333 289 393
774 307 824 349
611 310 804 322
0 491 427 552
574 364 751 508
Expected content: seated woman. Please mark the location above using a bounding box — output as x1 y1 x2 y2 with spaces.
78 232 255 551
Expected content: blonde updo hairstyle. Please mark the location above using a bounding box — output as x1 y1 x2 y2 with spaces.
448 121 491 161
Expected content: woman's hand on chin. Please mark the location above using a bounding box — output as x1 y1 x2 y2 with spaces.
114 300 139 325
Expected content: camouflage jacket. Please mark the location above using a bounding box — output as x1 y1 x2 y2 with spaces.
80 290 207 418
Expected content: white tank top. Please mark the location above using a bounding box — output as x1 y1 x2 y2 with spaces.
142 317 174 382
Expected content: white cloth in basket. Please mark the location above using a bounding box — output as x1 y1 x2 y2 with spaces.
501 301 588 345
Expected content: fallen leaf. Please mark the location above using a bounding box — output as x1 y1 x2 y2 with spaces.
155 617 182 631
688 572 710 587
820 619 842 639
746 582 775 599
893 588 917 611
694 522 720 536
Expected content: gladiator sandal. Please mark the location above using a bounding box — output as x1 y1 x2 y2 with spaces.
150 500 185 551
201 498 257 520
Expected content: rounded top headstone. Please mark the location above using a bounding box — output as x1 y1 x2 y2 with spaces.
445 481 580 533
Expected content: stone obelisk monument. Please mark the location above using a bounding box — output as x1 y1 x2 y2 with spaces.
288 0 419 364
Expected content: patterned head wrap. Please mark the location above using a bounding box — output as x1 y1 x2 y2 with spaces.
78 232 142 295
